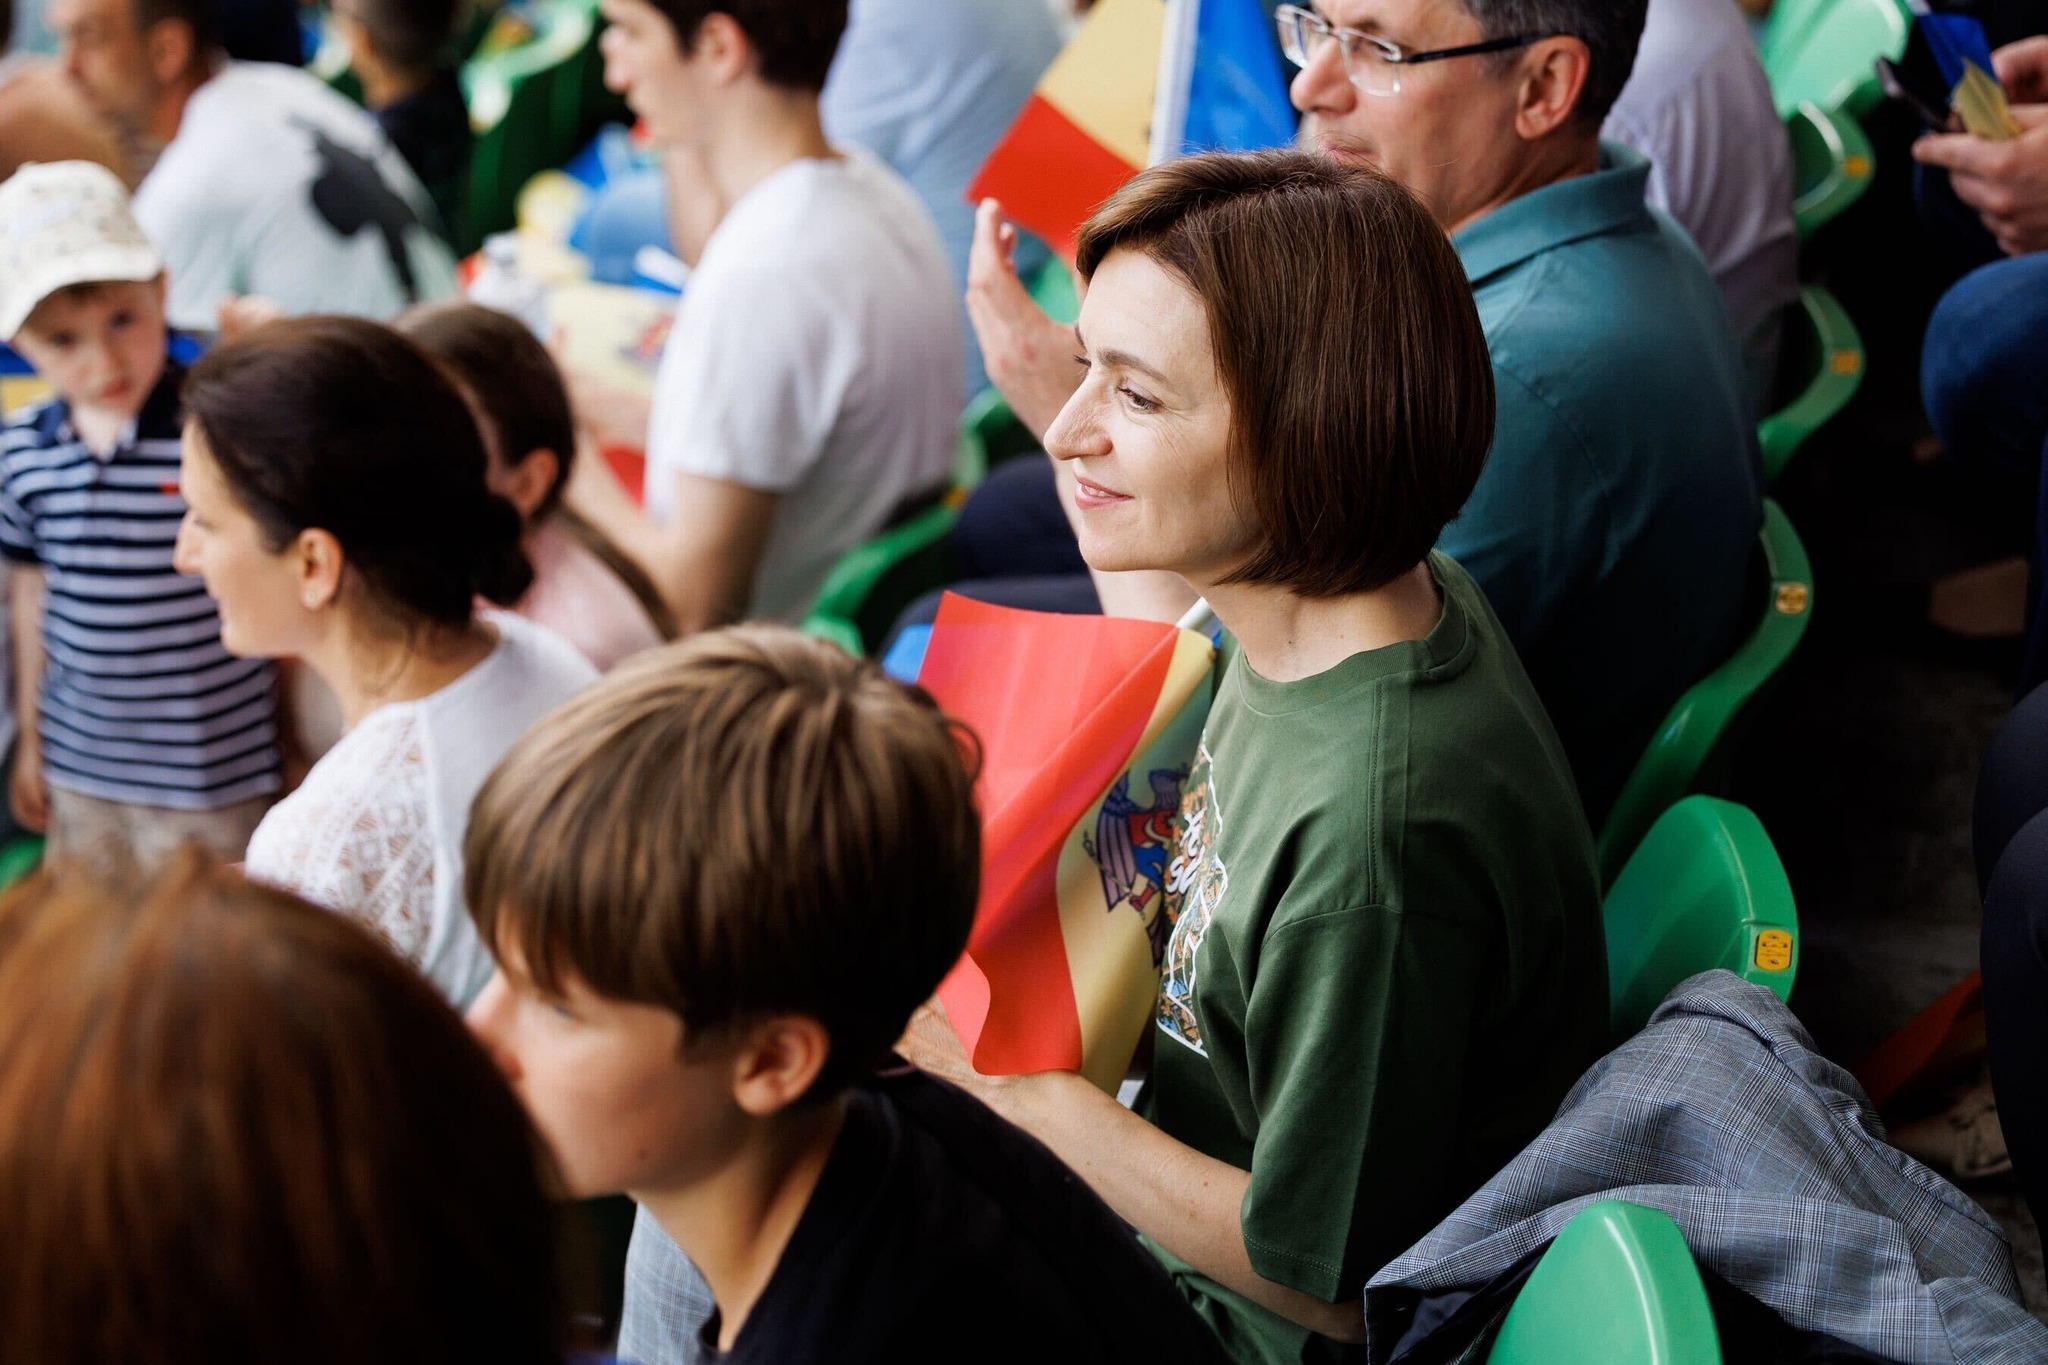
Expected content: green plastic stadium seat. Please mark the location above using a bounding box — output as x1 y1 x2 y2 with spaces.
963 385 1046 476
1603 796 1799 1040
1028 256 1080 325
1489 1201 1722 1365
1789 102 1876 238
956 257 1082 478
1759 286 1865 484
1597 499 1813 885
799 499 960 656
0 835 42 893
1758 0 1912 120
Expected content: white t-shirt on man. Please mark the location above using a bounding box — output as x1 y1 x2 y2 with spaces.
134 62 458 330
644 148 963 623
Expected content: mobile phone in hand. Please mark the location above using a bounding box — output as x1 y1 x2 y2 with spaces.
1877 56 1951 132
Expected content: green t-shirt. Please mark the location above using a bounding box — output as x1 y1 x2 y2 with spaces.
1140 553 1609 1365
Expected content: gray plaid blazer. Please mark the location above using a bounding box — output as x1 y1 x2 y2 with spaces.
1365 970 2048 1364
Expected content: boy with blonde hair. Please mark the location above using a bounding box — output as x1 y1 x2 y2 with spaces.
463 625 1228 1363
0 161 280 867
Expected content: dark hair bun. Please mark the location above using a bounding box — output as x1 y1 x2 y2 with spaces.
184 316 535 630
471 493 534 607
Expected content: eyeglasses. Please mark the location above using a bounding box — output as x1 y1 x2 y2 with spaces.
1275 4 1556 97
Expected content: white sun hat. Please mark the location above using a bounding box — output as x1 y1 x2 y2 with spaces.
0 161 164 341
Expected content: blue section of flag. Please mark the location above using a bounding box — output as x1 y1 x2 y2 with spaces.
884 624 932 684
1181 0 1297 155
1920 12 1998 93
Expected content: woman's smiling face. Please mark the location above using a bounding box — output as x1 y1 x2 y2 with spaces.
1043 248 1256 588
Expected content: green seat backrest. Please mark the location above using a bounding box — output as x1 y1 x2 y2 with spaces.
1489 1201 1721 1365
464 0 620 248
1029 256 1080 325
953 259 1080 481
1597 499 1813 885
799 500 960 656
0 835 42 893
1604 796 1799 1039
1789 102 1875 238
965 387 1047 473
1759 0 1912 119
1759 285 1865 484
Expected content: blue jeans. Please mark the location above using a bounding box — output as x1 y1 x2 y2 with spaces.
1980 684 2048 1228
1921 250 2048 691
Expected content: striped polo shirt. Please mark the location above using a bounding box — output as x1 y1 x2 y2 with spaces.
0 362 281 810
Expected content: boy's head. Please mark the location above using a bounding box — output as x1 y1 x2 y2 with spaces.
0 161 167 417
463 625 981 1199
49 0 217 134
395 300 575 523
334 0 460 83
597 0 845 146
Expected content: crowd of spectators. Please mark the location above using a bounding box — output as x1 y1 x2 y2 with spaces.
1 0 2047 1361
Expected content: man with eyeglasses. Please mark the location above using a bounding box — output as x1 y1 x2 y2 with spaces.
960 0 1760 831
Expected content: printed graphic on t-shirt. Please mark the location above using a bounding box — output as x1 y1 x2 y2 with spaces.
1084 766 1186 967
293 119 429 301
1158 740 1226 1055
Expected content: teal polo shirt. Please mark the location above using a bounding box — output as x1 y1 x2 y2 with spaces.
1441 143 1762 824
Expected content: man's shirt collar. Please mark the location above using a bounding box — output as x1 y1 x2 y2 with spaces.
1451 142 1654 287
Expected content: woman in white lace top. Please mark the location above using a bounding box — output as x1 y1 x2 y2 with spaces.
174 317 598 1005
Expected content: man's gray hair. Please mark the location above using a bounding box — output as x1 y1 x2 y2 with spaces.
1458 0 1649 124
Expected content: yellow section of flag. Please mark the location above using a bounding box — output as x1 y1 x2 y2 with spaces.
1054 625 1215 1094
1037 0 1166 171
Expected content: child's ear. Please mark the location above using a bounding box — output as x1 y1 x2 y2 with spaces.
143 16 197 87
730 1015 832 1118
296 528 347 612
694 11 755 86
502 448 561 521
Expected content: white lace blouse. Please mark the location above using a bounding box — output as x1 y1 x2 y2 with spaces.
246 613 599 1005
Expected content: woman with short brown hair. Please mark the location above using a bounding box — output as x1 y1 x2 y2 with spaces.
0 853 568 1363
901 150 1610 1361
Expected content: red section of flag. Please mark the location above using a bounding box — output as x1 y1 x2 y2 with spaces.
923 594 1181 1075
966 94 1139 261
601 444 645 505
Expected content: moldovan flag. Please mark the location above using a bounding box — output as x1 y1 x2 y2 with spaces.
968 0 1163 260
969 0 1296 259
917 594 1215 1094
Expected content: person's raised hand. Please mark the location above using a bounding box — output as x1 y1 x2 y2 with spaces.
964 199 1083 441
1995 35 2048 105
1913 105 2048 256
215 294 285 341
9 742 47 834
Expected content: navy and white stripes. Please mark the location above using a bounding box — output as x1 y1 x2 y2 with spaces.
0 365 280 810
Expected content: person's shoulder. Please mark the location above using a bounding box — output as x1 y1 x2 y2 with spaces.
871 1071 1229 1358
487 610 603 694
254 705 427 853
179 63 386 164
0 397 77 480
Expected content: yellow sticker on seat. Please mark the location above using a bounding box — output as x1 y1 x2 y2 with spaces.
1755 929 1794 972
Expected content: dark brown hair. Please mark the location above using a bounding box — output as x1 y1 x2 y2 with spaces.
467 625 981 1101
395 301 677 639
184 314 534 628
132 0 220 55
646 0 846 93
0 854 565 1364
351 0 462 72
1075 150 1495 598
1461 0 1648 125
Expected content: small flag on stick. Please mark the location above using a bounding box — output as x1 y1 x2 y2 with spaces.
917 594 1215 1093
